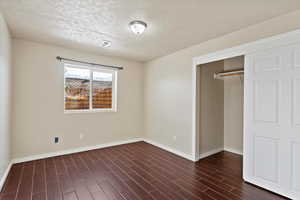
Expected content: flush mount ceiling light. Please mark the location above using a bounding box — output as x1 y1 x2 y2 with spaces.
102 40 111 48
129 20 147 35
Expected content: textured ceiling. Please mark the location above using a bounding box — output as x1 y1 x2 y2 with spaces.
1 0 300 62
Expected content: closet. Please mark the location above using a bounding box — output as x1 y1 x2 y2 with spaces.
196 42 300 199
198 56 244 158
194 33 300 199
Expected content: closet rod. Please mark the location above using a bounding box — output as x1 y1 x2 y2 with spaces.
214 69 244 79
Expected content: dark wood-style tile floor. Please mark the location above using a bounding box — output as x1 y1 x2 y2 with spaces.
0 142 288 200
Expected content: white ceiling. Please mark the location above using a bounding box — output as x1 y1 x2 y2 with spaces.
1 0 300 62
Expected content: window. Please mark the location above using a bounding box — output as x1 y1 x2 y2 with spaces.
64 64 117 112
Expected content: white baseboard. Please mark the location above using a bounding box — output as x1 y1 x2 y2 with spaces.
224 147 243 155
198 148 224 160
10 137 195 167
9 138 243 166
0 138 142 192
3 138 241 192
0 162 12 192
12 138 143 164
196 147 243 161
143 139 196 161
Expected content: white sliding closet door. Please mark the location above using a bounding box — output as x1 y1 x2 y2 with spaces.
244 43 300 199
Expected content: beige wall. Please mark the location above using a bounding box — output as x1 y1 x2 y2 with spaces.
199 61 224 154
224 56 244 154
11 39 144 159
0 14 11 181
144 10 300 156
8 9 300 160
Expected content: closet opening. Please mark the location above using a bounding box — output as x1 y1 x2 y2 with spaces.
196 55 244 176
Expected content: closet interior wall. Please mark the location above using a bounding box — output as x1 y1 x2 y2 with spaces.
198 56 244 157
224 56 244 155
199 60 224 155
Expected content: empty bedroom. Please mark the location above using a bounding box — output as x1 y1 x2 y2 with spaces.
1 0 300 199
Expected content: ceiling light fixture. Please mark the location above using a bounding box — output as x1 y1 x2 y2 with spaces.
102 40 111 48
129 20 147 35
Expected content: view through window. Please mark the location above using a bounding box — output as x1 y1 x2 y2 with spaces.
64 65 116 112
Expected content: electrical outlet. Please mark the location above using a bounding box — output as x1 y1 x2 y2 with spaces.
54 137 59 143
173 136 177 141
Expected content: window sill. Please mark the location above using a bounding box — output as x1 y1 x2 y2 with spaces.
64 109 117 114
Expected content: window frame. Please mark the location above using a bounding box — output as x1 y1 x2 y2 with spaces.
63 63 118 114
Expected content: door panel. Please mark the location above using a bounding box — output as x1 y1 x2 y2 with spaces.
292 79 300 126
293 48 300 68
253 55 281 73
253 80 279 123
244 44 300 199
291 142 300 192
254 136 279 183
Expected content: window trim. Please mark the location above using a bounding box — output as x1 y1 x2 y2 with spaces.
63 63 117 114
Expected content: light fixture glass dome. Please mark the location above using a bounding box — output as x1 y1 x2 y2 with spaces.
129 20 147 35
